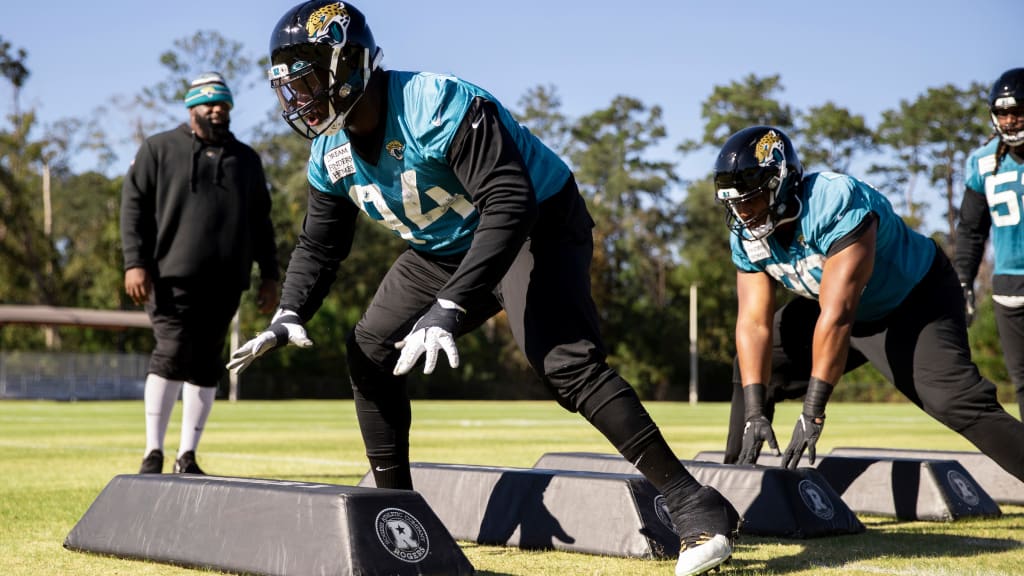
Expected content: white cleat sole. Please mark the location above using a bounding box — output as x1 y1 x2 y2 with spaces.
675 534 732 576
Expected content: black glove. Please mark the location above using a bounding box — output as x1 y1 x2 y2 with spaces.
737 383 780 465
962 282 976 327
781 377 833 469
227 308 313 374
393 299 466 375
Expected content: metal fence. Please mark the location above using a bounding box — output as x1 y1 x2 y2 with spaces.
0 351 149 401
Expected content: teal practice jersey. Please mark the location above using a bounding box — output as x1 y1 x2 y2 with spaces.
730 172 935 322
307 71 570 256
965 138 1024 277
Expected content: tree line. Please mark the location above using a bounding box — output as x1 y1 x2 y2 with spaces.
0 33 1010 403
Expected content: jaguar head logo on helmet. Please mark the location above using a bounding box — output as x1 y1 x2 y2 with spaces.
267 1 384 139
713 125 804 241
306 2 351 44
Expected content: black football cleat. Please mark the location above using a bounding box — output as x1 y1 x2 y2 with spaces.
173 450 206 474
139 449 164 474
674 486 741 576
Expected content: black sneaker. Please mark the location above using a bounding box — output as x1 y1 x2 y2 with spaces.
674 486 742 576
139 449 164 474
173 450 206 474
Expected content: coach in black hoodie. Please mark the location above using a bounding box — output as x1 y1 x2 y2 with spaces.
120 72 279 475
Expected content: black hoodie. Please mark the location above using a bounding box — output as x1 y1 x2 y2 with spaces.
120 123 279 290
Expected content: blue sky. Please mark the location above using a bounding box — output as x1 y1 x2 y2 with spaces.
3 0 1020 231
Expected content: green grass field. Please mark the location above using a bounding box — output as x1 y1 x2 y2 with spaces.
1 399 1021 575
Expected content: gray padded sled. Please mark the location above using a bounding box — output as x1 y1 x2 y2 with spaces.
533 452 863 538
360 462 679 558
829 447 1024 505
694 450 1003 521
64 474 473 576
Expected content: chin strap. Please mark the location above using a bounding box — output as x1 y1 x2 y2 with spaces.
323 47 385 137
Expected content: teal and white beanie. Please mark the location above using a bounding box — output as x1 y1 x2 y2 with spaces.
184 72 234 109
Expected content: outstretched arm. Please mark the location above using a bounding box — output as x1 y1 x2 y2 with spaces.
438 96 539 308
782 214 877 469
393 97 539 376
954 187 990 325
279 185 359 321
734 269 779 464
736 269 776 388
811 215 877 386
954 186 991 287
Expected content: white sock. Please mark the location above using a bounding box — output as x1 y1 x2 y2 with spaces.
144 374 183 455
179 383 216 456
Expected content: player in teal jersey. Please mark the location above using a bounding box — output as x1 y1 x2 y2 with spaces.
956 67 1024 420
714 126 1024 482
228 2 739 573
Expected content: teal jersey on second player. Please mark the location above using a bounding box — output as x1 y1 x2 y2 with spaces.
965 138 1024 277
307 71 570 256
730 172 935 322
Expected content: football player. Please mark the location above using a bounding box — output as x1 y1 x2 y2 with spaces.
956 67 1024 421
714 125 1024 481
228 2 739 573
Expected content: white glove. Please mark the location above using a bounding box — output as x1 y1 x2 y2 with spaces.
226 308 313 375
393 299 465 376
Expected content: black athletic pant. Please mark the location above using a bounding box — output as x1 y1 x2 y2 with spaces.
724 247 1024 481
146 277 242 387
349 181 700 507
993 300 1024 420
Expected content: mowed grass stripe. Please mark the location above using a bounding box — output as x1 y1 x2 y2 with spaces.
1 399 1020 576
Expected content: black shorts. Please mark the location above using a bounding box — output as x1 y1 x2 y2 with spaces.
146 278 242 387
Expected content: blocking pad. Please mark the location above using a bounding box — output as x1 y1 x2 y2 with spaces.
360 463 680 558
693 450 1003 521
533 452 863 538
64 474 474 576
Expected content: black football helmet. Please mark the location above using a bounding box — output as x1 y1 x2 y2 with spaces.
268 1 383 139
989 68 1024 147
713 126 803 240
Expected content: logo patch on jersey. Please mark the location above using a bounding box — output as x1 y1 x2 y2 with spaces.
306 2 350 44
742 238 771 262
755 130 784 166
386 139 405 161
324 143 356 183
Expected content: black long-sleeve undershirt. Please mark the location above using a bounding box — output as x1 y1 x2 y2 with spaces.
436 96 537 306
280 186 359 320
280 96 541 320
954 186 991 285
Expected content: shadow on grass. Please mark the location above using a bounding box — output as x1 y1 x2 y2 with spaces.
455 510 1024 576
741 511 1024 574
